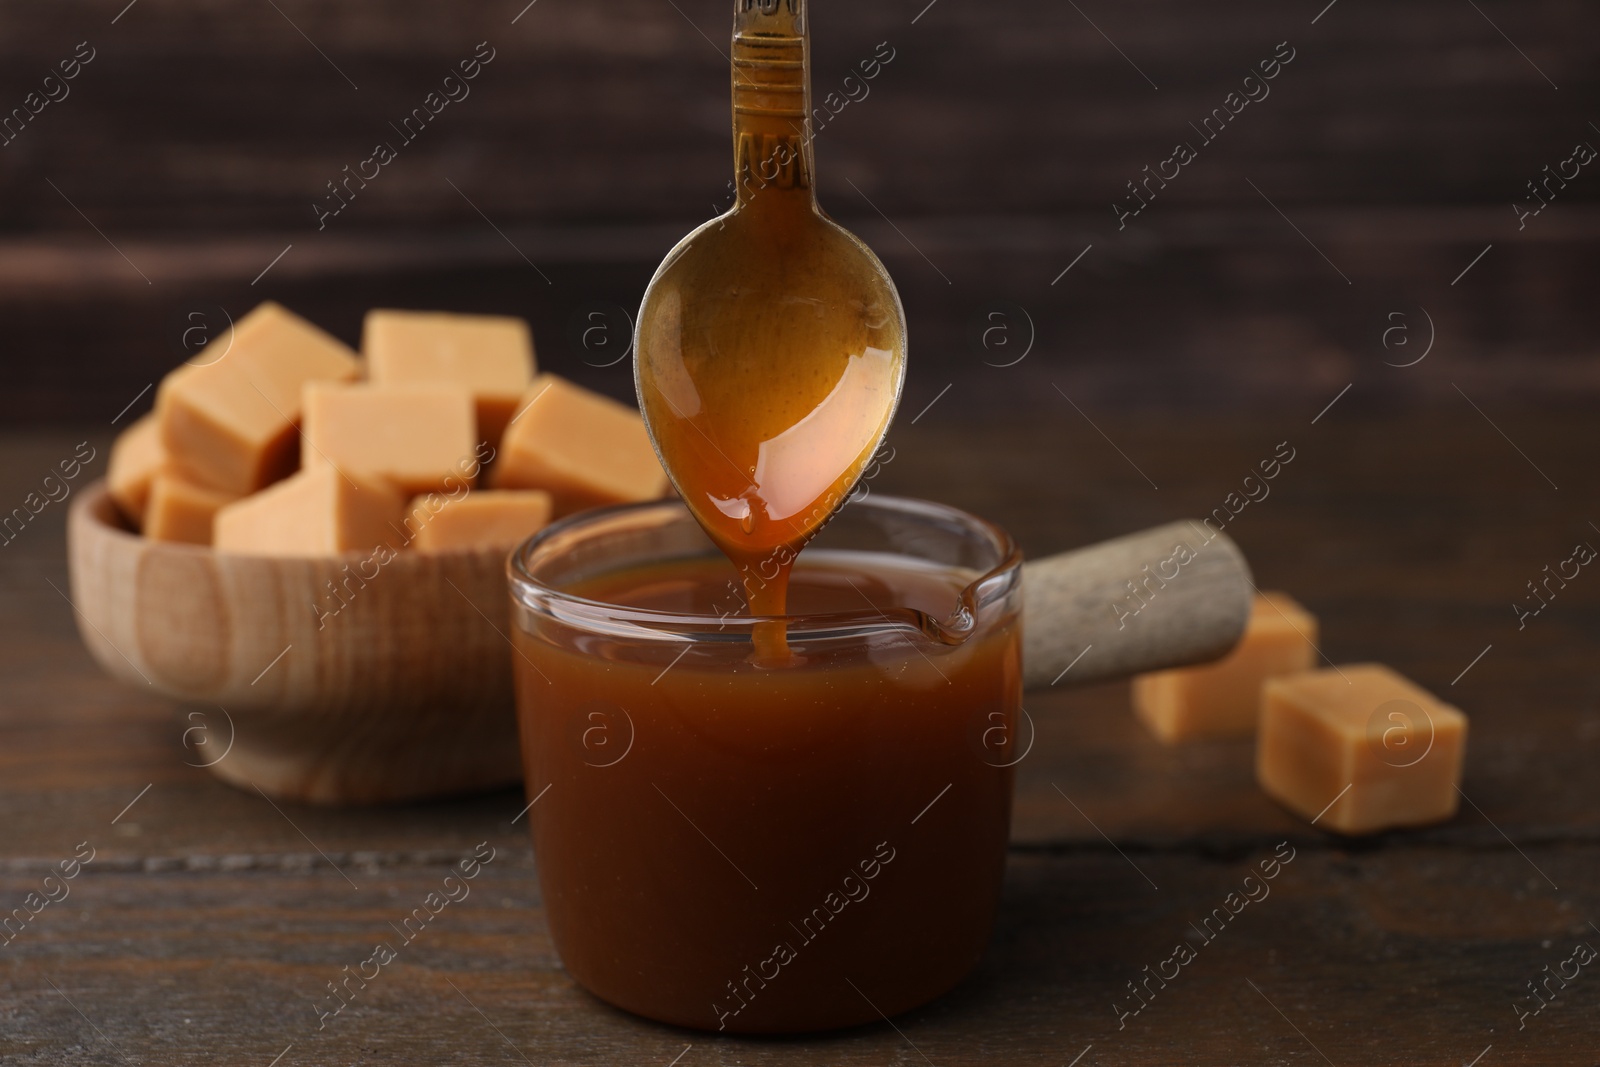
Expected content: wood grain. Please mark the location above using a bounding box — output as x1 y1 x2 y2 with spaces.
1 0 1598 422
2 849 1595 1065
1 0 1595 229
65 481 521 805
5 410 1599 1061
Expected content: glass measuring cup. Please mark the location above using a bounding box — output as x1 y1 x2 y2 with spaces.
507 495 1023 1032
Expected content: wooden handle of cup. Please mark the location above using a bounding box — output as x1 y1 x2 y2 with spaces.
1022 520 1254 690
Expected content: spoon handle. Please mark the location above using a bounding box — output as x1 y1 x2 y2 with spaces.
731 0 814 207
1022 520 1254 689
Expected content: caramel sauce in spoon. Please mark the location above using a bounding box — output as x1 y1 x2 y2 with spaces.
635 0 907 660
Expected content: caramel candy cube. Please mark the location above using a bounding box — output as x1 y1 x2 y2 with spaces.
301 383 479 496
494 375 669 514
143 473 240 546
363 310 535 446
1134 592 1318 742
406 490 553 553
1257 664 1468 835
214 466 405 558
107 414 166 524
157 302 361 495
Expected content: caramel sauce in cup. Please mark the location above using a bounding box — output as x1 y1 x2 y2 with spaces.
508 497 1023 1032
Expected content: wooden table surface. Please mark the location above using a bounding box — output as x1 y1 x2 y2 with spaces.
2 411 1597 1066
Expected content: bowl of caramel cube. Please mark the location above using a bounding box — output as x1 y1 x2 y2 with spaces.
68 302 669 804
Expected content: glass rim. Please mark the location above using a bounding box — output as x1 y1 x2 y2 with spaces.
506 494 1022 643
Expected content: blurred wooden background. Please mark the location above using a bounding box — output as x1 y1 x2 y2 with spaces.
1 0 1597 422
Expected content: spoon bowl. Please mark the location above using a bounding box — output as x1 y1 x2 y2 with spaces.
634 205 906 578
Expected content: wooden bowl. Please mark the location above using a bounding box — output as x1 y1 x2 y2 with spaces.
66 480 521 805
